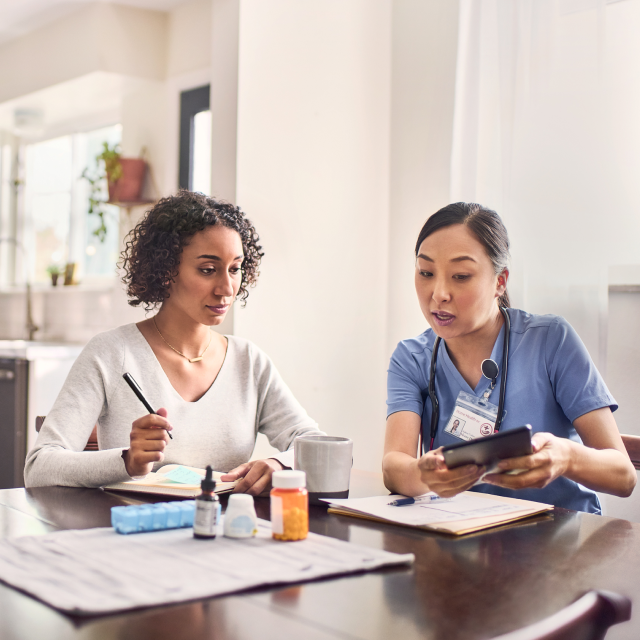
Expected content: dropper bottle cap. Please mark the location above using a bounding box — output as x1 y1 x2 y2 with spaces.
201 465 216 493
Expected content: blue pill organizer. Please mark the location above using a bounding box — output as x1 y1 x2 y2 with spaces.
111 501 196 534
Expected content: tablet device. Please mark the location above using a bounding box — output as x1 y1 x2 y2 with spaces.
442 425 532 470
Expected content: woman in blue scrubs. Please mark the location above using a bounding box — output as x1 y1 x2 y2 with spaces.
383 202 636 513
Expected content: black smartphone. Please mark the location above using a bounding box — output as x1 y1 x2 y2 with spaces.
442 425 533 470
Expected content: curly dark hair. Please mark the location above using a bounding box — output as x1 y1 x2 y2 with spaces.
120 191 264 310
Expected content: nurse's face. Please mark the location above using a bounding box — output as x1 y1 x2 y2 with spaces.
415 224 507 340
164 225 244 326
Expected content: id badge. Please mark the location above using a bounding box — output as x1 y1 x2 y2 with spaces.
444 391 502 441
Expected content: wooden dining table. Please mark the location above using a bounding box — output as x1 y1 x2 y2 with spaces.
0 470 637 640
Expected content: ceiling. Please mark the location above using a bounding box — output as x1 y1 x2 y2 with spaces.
0 0 192 46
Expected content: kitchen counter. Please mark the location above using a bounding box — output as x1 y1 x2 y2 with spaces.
0 341 84 360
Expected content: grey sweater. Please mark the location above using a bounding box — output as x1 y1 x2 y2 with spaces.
24 324 322 488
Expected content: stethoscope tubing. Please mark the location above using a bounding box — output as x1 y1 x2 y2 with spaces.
423 307 511 454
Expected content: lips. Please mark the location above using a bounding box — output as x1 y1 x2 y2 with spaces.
432 310 455 327
207 304 229 314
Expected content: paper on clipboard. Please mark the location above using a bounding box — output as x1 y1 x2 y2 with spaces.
325 493 528 525
323 491 553 535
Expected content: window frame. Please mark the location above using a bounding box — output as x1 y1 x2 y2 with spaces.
178 85 211 190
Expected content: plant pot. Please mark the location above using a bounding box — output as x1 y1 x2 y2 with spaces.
108 158 147 203
51 273 59 287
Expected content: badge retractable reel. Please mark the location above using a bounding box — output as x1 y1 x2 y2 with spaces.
423 307 510 454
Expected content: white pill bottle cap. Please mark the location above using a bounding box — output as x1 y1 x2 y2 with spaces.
272 470 306 489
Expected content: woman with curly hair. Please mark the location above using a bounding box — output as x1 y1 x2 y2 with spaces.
25 191 322 493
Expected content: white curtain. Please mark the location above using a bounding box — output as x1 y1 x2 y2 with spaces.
447 0 640 373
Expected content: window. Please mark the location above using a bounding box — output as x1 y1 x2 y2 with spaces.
179 85 211 195
21 124 121 284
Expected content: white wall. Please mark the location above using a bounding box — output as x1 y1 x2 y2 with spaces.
234 0 392 471
387 0 459 352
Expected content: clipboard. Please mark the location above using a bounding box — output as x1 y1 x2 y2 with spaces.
325 491 553 536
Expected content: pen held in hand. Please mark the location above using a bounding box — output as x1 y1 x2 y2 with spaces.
122 372 173 439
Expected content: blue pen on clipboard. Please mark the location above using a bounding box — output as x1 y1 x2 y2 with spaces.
122 372 173 439
388 495 450 507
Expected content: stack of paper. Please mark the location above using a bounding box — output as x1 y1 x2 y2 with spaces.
104 464 238 497
324 492 553 536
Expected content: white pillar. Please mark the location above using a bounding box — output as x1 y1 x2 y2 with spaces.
234 0 392 471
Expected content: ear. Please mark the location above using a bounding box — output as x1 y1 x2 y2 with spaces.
495 269 509 298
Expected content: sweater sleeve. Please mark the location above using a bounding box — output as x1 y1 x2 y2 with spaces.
251 346 324 468
24 332 133 488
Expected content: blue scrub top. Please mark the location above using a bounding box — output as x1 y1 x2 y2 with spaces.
386 308 617 514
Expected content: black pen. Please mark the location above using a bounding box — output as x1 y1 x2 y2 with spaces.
122 372 173 439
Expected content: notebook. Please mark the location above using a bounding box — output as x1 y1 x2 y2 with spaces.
104 464 238 497
323 491 553 536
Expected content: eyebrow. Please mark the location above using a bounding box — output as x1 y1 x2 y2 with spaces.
417 253 477 264
196 254 244 261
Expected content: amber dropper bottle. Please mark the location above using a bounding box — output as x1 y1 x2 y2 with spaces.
193 465 220 539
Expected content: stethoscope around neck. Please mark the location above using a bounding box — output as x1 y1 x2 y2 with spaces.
421 307 511 454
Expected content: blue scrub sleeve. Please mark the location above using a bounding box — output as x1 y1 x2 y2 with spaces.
545 316 617 423
387 342 428 419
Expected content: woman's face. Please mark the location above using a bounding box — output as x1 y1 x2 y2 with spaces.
165 225 244 326
415 224 507 340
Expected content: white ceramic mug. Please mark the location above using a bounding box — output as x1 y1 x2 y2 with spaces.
293 435 353 503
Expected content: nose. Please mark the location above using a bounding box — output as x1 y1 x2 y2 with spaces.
432 275 451 305
214 271 235 298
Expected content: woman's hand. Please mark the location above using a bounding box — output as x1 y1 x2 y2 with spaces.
220 458 284 496
418 447 485 498
483 432 571 490
123 408 173 478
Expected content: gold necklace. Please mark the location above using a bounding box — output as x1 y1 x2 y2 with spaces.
153 317 212 363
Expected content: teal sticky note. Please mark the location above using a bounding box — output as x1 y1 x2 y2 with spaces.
165 466 204 485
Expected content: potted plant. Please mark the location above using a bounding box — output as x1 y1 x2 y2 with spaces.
82 142 147 241
46 264 61 286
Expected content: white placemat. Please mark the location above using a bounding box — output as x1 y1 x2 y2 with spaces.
0 519 414 615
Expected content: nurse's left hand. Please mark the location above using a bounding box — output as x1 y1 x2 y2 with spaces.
483 432 572 490
220 458 284 496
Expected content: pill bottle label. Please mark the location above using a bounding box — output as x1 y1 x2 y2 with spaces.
271 495 284 534
194 502 219 537
225 514 256 538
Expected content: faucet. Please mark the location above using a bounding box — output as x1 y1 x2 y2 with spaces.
0 236 39 341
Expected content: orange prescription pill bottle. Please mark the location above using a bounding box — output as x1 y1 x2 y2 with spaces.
270 470 308 541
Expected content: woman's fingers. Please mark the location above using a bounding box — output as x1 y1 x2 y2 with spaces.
135 439 167 452
242 471 272 497
418 448 447 470
418 448 485 497
131 450 165 465
429 468 484 496
125 410 172 477
484 466 551 489
131 412 173 435
220 462 251 482
230 459 281 495
232 461 268 494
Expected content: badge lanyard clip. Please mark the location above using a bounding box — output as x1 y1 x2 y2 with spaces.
481 358 499 401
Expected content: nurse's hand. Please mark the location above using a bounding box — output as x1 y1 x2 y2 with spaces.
123 407 173 478
221 458 284 496
483 432 571 489
418 447 485 498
